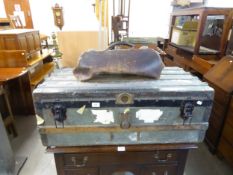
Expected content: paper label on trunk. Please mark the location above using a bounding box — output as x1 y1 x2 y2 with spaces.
92 110 114 124
136 109 163 123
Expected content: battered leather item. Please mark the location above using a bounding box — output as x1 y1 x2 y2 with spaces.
73 48 165 81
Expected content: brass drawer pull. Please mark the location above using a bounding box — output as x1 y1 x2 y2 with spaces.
154 152 172 163
71 156 88 167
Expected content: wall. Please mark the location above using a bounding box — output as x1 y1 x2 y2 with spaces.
29 0 99 35
0 0 6 18
57 31 105 67
29 0 173 39
129 0 173 38
2 0 233 36
206 0 233 7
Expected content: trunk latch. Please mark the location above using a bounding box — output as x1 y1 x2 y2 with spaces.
51 104 67 128
180 100 194 125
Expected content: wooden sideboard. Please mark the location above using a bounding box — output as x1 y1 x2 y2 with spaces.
0 29 41 57
0 29 54 88
48 144 197 175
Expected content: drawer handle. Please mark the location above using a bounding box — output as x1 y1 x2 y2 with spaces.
71 156 88 167
154 153 172 163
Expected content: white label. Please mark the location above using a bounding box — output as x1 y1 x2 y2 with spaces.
117 146 126 152
136 109 163 123
197 101 203 105
92 102 100 108
92 110 114 124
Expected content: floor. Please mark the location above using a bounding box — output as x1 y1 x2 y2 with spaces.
10 115 233 175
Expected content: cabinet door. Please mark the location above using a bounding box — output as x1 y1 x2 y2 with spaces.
33 32 41 51
142 165 178 175
64 168 98 175
3 36 19 50
18 36 28 52
100 166 141 175
26 33 36 53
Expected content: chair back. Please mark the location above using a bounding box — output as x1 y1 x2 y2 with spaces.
9 15 24 29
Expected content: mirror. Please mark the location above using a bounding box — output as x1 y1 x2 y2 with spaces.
200 15 225 53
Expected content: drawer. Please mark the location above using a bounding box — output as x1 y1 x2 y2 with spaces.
165 45 177 56
63 150 179 168
221 122 233 146
163 56 176 67
142 164 178 175
64 168 98 175
100 166 140 175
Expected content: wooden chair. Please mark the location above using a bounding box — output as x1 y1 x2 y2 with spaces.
8 15 24 29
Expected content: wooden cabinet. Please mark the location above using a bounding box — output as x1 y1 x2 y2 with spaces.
204 56 233 153
0 29 41 56
218 97 233 167
164 7 233 75
0 29 54 115
50 144 193 175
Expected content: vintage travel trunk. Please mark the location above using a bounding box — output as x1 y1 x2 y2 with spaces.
33 67 214 147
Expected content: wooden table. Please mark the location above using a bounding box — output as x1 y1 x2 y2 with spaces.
0 68 35 115
0 68 28 137
0 67 28 174
0 67 27 82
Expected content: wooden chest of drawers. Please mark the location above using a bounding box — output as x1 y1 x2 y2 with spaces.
50 144 195 175
204 56 233 153
0 29 41 57
218 96 233 167
204 85 230 152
